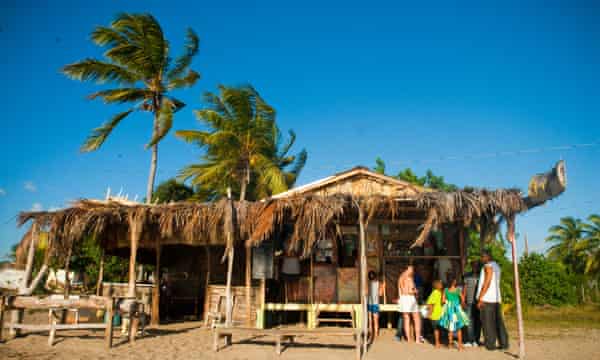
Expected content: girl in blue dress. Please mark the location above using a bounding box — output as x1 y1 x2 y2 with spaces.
439 275 470 350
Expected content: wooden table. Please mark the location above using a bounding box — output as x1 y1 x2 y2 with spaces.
260 303 363 329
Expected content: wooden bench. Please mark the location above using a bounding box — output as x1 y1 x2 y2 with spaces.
212 327 363 360
0 295 141 348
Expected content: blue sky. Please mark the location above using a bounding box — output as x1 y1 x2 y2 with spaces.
1 1 599 258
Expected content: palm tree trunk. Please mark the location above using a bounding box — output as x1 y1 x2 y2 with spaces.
146 113 160 204
239 163 250 201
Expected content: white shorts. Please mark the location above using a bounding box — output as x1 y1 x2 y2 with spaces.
398 295 418 313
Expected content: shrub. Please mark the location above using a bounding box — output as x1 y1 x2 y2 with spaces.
519 253 578 306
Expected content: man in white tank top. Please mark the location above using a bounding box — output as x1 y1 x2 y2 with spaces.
476 251 509 350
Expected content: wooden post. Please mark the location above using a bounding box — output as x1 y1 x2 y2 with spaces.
127 212 144 342
204 246 211 326
60 245 73 324
0 296 5 342
357 202 368 358
224 188 235 327
105 298 114 349
64 245 73 298
459 225 466 276
128 225 140 299
151 245 161 326
309 255 314 304
11 224 39 338
245 245 252 327
96 250 105 296
508 216 525 359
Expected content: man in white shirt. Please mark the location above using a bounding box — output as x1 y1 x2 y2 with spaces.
476 251 509 350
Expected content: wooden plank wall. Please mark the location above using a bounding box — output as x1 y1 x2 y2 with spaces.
204 285 259 325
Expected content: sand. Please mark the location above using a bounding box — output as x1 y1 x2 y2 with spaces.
2 317 599 360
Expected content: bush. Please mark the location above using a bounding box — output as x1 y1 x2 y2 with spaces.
519 253 578 306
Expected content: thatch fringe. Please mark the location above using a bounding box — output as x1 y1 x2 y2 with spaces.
16 189 527 263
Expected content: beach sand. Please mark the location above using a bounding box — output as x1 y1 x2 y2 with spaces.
1 313 599 360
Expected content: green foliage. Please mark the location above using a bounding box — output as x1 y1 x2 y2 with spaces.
373 157 386 174
69 236 128 288
177 85 307 201
373 158 457 192
63 13 201 202
63 13 200 152
519 253 578 306
151 179 195 204
545 215 600 280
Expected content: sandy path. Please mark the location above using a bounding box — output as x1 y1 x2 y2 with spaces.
2 321 599 360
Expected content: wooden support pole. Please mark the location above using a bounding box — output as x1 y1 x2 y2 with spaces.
459 225 466 276
508 216 525 359
64 245 73 299
11 224 39 338
204 246 211 326
128 214 143 299
357 202 368 358
151 245 161 326
245 245 252 327
96 250 105 296
0 296 5 342
105 298 114 349
224 188 234 327
309 255 314 305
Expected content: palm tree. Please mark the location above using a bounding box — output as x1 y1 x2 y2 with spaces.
176 85 306 201
62 13 200 203
581 214 600 277
546 216 585 274
251 129 307 199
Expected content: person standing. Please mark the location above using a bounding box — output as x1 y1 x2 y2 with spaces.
367 271 384 343
462 260 481 347
439 275 469 351
426 280 444 348
476 251 509 350
397 265 422 343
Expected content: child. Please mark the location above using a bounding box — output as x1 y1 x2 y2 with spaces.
367 271 384 343
439 275 470 351
426 280 444 348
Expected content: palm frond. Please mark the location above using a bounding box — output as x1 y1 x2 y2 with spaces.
167 28 199 80
81 109 133 152
62 59 139 85
168 70 200 90
87 88 151 104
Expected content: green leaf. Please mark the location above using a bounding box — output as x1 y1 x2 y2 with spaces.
62 59 140 85
81 109 133 152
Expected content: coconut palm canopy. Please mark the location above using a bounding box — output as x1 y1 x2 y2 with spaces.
17 187 528 263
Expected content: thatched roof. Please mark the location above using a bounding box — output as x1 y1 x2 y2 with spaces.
17 188 528 262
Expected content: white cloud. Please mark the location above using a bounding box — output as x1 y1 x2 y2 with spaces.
31 203 43 211
0 188 6 196
48 206 61 212
24 181 37 192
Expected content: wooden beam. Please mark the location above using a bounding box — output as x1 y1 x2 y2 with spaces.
7 295 111 310
128 213 143 298
151 245 161 326
203 246 211 326
356 202 368 358
508 217 525 359
96 250 105 296
224 188 235 327
245 245 252 327
459 225 466 276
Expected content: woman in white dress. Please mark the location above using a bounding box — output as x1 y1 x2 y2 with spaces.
398 265 422 343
